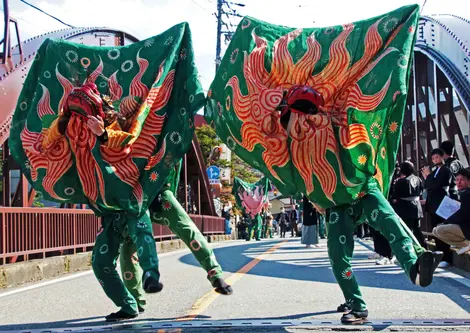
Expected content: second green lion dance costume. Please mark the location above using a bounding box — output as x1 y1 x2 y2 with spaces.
205 5 442 323
10 23 231 322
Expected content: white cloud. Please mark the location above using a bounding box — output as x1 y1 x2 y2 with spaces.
4 0 470 92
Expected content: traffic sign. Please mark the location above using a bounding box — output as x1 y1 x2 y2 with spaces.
207 166 220 179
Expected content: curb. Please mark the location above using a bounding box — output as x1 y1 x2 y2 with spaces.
452 249 470 272
0 235 233 289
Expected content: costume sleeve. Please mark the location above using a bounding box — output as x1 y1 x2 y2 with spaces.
102 122 135 148
42 117 64 149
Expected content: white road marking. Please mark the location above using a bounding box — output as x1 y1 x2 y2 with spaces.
0 241 233 299
0 270 93 299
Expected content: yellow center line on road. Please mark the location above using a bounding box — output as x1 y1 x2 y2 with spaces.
177 240 288 321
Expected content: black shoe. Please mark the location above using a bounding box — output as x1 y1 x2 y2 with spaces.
341 309 368 324
410 251 444 287
337 302 351 312
212 277 233 295
105 310 138 322
143 274 164 294
138 306 145 313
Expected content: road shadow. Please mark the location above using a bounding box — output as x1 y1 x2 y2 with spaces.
179 238 470 315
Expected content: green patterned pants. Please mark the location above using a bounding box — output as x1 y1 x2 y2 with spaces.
246 215 262 241
120 189 224 308
319 215 326 238
92 211 160 315
327 186 424 311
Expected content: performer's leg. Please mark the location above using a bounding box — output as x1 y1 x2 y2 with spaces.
92 220 138 321
153 190 233 295
327 206 368 323
127 211 163 293
255 222 261 240
362 187 442 286
120 239 146 312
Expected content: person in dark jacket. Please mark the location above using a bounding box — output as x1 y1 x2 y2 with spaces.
432 169 470 255
440 140 464 200
290 205 299 237
278 208 289 238
301 196 319 247
422 148 452 262
392 161 426 248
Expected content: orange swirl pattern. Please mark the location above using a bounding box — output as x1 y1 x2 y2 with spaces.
66 116 106 205
119 50 150 117
130 49 150 98
37 84 55 118
109 71 123 101
55 64 74 113
21 127 72 199
86 57 104 84
27 54 176 209
228 18 397 204
100 63 175 209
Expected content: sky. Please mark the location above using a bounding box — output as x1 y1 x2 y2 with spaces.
3 0 470 91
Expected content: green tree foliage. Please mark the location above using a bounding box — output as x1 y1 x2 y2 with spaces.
195 124 261 182
195 124 220 165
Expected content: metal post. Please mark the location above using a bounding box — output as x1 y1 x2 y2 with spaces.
2 141 11 207
21 176 28 207
198 178 201 215
412 54 420 168
2 0 10 64
433 62 440 143
215 0 223 72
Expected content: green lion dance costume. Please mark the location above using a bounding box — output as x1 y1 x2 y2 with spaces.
10 23 231 322
205 5 442 323
232 176 270 240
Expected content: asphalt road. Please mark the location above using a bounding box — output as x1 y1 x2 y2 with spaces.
1 237 470 332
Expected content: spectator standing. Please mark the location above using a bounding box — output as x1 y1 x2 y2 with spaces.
392 161 427 248
440 141 464 200
422 148 452 263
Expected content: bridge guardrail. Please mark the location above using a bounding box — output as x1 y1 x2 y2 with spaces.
0 207 224 265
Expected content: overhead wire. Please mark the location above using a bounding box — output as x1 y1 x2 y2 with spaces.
0 7 49 38
190 0 212 13
19 0 75 28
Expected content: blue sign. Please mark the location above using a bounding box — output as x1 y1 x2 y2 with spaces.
207 166 220 179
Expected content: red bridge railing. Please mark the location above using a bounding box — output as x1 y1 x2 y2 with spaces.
0 207 225 265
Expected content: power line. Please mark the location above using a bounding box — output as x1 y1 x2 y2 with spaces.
19 0 75 28
0 7 49 40
191 0 212 13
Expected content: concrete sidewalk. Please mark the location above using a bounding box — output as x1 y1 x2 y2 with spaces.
0 234 232 289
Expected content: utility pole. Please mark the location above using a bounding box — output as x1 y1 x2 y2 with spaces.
215 0 223 72
215 0 244 72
